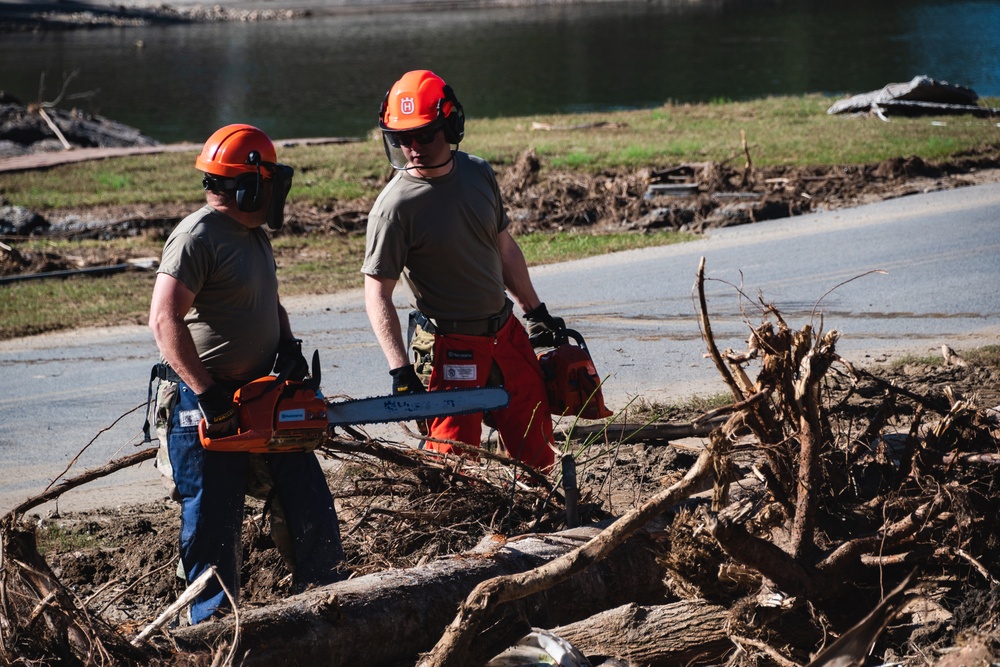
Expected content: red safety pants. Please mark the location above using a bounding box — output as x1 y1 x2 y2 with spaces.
423 316 555 471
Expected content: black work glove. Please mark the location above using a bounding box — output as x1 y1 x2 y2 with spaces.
272 337 309 381
389 365 426 395
197 384 239 437
523 302 566 348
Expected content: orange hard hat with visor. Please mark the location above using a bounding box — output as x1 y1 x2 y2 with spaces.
378 70 465 170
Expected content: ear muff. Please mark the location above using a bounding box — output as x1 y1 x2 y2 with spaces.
441 85 465 145
235 172 264 212
235 149 265 213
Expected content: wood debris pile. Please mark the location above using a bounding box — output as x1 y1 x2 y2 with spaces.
2 262 999 666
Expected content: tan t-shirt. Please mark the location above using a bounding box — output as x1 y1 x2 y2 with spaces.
157 205 279 382
361 152 510 321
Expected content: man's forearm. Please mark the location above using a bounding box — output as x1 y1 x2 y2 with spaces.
152 316 214 392
498 231 541 313
364 276 409 369
277 300 295 341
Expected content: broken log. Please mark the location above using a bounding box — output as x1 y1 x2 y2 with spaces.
421 446 714 667
551 600 732 666
172 525 670 667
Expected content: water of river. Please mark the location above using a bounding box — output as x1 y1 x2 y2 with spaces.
2 0 999 143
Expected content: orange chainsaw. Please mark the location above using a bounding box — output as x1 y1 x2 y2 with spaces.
199 353 509 453
536 328 613 420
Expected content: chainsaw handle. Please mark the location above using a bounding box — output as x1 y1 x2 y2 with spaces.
558 328 587 350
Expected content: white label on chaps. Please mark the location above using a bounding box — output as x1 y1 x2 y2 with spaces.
178 409 202 427
444 364 477 381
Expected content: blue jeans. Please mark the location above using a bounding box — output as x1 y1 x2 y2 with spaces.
168 382 346 623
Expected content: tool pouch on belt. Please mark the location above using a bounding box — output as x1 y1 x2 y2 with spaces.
141 363 184 498
409 320 436 386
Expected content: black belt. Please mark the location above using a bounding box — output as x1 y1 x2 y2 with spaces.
151 363 244 392
152 362 183 383
414 299 513 337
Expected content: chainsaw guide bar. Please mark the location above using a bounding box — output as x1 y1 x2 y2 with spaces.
199 377 510 454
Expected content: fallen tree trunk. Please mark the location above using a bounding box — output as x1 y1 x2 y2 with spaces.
551 600 732 666
420 445 715 667
172 525 671 666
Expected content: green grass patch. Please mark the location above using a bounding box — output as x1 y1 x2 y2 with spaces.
516 230 693 265
1 272 157 339
888 354 943 369
1 229 682 339
271 233 369 295
35 523 104 555
963 345 1000 369
4 94 998 211
2 95 998 338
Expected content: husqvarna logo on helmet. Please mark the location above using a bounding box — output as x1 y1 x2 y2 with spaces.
400 97 415 115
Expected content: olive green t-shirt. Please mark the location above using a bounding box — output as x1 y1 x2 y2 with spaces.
157 205 279 382
361 152 510 321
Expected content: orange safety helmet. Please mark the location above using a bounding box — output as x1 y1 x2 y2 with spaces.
378 70 464 144
195 124 277 179
195 124 293 228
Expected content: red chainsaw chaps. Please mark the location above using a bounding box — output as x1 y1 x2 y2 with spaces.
425 317 555 471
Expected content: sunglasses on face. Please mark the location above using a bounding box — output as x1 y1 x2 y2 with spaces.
387 128 440 148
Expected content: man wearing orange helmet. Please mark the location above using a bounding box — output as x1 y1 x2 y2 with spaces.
362 70 565 471
149 124 345 624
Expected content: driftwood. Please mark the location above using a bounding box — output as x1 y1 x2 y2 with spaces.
419 445 715 667
4 255 1000 666
0 521 145 664
550 600 732 666
173 525 670 667
5 446 157 520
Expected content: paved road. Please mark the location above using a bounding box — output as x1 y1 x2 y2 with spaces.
2 182 998 514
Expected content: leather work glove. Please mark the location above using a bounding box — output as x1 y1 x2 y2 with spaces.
523 302 566 348
272 337 310 381
389 365 426 395
197 384 239 437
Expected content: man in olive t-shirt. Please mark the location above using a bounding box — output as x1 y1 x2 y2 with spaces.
149 124 345 624
362 71 567 472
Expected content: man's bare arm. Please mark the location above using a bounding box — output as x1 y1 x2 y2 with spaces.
149 273 214 393
498 229 541 313
364 274 409 370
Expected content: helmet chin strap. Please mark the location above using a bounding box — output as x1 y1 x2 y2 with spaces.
393 149 456 173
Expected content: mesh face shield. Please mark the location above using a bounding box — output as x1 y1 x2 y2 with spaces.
266 163 294 230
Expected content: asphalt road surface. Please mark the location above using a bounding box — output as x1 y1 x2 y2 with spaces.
2 182 998 514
